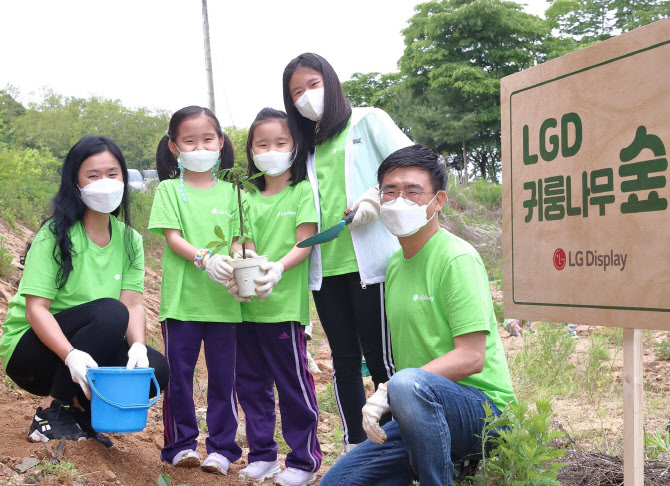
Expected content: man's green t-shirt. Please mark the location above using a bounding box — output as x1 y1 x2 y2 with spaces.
148 179 242 323
314 118 358 277
385 229 516 411
241 180 317 325
0 216 144 371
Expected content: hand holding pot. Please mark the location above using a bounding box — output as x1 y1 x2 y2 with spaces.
227 279 251 303
204 254 234 285
254 261 284 301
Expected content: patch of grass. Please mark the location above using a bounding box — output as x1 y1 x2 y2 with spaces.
644 428 670 461
653 340 670 360
510 322 578 398
317 382 339 415
36 458 78 475
0 236 13 276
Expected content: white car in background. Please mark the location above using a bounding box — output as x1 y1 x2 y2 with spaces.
127 169 146 191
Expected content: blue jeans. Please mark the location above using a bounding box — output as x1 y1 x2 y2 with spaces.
321 368 501 486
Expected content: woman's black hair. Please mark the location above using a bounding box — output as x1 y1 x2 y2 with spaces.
45 135 138 289
282 53 352 160
156 105 234 181
246 107 307 191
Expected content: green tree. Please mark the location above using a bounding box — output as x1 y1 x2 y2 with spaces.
546 0 670 45
10 90 169 170
397 0 548 181
224 126 250 169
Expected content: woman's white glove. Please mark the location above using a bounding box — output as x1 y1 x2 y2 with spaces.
232 248 259 260
362 382 390 444
126 342 149 370
203 254 234 285
254 261 284 301
64 349 98 400
349 186 381 230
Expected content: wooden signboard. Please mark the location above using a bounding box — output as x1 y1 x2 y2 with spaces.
502 18 670 331
501 18 670 485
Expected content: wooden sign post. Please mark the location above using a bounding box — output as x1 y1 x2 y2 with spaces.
501 18 670 485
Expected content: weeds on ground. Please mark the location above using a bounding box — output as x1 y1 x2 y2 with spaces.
36 458 78 476
653 340 670 360
469 399 566 485
645 427 670 461
158 474 187 486
317 382 338 415
0 236 13 276
510 322 577 398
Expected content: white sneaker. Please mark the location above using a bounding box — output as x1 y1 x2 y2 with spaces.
275 467 317 486
201 452 230 475
239 459 281 480
172 449 200 467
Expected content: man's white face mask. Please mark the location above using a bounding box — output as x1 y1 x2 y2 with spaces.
380 193 438 237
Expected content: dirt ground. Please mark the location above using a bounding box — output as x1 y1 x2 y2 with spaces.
1 218 669 485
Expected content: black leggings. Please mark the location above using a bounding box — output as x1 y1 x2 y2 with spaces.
312 272 395 445
6 298 169 408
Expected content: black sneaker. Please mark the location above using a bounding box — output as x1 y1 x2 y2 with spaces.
27 400 88 443
71 409 113 448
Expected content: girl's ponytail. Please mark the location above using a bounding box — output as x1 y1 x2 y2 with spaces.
156 135 179 181
220 132 235 170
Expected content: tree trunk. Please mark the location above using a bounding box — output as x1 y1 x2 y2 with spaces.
462 140 469 186
478 151 488 180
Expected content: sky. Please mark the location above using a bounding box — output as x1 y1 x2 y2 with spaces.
0 0 550 129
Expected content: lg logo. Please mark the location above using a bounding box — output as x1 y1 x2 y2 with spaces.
553 248 566 271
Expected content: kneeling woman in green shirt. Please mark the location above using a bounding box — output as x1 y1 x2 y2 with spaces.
0 136 169 447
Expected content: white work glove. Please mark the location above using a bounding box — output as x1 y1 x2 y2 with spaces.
232 248 259 260
126 342 149 370
349 186 381 230
204 254 234 285
227 279 251 303
64 349 99 400
362 382 390 444
254 261 284 301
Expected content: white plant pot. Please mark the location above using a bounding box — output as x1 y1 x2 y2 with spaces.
230 255 268 298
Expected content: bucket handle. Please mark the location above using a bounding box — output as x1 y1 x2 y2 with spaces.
88 373 160 411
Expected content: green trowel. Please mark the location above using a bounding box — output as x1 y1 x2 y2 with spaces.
297 209 357 248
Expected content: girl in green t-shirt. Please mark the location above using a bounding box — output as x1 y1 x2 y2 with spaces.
230 108 321 485
282 53 412 453
0 135 169 447
150 106 243 475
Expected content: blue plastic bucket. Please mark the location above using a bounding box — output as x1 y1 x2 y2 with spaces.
86 367 159 433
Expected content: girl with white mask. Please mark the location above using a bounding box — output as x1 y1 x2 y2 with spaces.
150 106 243 474
0 136 169 449
230 107 321 484
283 53 413 465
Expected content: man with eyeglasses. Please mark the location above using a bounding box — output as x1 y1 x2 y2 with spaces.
322 144 516 486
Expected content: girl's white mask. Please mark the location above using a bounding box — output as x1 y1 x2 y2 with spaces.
380 194 438 237
252 150 293 176
79 178 125 214
295 87 324 122
177 148 220 172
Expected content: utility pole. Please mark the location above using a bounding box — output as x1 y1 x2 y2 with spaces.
201 0 215 114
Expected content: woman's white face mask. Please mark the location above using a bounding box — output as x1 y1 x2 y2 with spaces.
380 193 438 237
252 150 293 176
79 178 125 214
295 87 324 122
176 147 220 172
